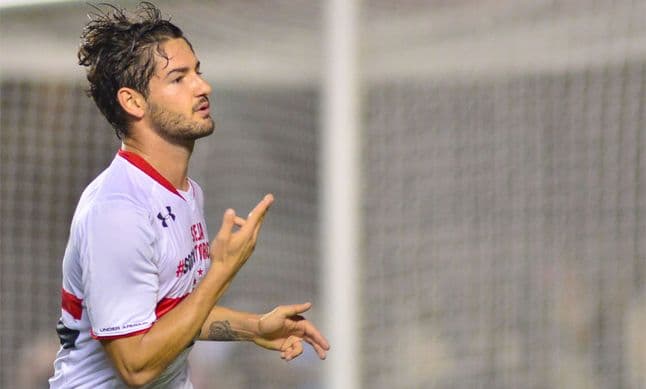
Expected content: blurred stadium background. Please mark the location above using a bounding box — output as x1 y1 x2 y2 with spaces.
1 0 646 388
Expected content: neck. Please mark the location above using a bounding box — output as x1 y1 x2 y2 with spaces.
121 133 194 192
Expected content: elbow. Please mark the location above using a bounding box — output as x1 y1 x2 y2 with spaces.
100 336 165 387
117 367 160 388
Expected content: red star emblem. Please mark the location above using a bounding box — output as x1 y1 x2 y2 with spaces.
197 268 204 276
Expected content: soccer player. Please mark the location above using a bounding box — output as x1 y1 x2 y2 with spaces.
49 2 329 388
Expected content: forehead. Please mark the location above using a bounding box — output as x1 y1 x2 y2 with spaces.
154 38 197 72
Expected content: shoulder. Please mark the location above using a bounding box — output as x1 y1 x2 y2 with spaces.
73 162 155 237
75 189 152 229
76 156 156 218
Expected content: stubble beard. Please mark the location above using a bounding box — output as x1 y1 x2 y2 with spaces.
148 101 215 144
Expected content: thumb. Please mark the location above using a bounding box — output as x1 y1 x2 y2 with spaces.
282 302 312 318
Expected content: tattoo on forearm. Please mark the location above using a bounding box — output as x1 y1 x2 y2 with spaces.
208 320 253 341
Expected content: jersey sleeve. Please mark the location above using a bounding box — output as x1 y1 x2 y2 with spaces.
80 200 159 339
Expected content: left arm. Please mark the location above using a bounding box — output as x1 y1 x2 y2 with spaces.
198 303 330 361
198 306 257 342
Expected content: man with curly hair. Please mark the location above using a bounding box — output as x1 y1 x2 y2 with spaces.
49 3 329 388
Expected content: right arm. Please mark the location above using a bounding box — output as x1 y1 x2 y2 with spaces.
100 194 273 387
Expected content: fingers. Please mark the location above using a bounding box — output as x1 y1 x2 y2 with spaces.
300 320 330 359
233 216 246 227
241 194 274 236
280 331 329 361
248 193 274 219
279 303 329 360
304 336 329 360
279 302 312 318
280 335 303 361
215 209 236 243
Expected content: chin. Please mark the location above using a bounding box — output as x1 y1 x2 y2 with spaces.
198 120 215 137
187 122 215 141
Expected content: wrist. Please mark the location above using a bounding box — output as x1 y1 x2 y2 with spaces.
246 315 261 342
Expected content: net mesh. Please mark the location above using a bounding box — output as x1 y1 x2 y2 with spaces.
1 1 646 388
362 64 646 388
0 80 119 386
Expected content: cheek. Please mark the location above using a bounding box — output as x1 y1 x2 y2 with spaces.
155 92 192 112
152 82 186 100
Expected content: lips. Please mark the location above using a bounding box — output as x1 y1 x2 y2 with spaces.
194 99 210 116
195 100 209 112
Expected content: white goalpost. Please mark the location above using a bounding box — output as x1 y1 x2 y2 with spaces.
321 0 361 388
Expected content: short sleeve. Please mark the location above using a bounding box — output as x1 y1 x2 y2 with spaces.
81 200 159 339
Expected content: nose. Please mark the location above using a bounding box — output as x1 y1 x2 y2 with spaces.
195 74 212 97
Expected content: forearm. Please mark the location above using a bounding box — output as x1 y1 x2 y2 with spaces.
198 305 260 341
102 262 237 386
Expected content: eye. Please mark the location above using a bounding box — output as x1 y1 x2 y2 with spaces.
173 76 184 83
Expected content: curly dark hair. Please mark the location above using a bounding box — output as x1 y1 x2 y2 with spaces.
78 2 191 138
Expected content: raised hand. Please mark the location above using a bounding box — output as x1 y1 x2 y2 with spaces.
254 302 330 361
209 194 274 273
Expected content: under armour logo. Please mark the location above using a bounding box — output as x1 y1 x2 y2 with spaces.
157 206 176 228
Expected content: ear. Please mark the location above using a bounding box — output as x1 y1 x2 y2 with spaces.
117 87 146 120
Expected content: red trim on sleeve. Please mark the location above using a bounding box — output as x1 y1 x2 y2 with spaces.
61 288 83 320
117 150 185 201
155 294 189 319
89 293 189 340
91 327 151 340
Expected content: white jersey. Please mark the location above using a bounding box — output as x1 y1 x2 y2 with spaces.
50 150 211 388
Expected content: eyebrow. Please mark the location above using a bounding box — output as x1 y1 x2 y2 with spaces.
165 61 201 79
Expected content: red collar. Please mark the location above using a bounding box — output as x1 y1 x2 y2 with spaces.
117 150 186 201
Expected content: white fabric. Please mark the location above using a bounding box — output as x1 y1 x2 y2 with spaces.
50 152 210 388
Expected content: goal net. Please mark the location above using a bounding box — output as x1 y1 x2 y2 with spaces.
1 1 645 388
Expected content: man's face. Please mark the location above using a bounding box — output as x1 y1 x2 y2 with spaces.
145 38 214 142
